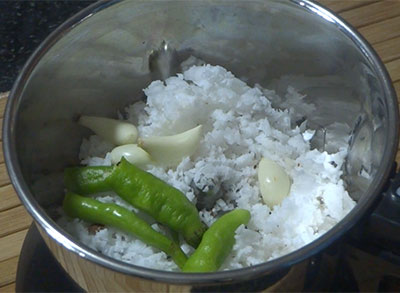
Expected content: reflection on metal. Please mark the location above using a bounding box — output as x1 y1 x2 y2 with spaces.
149 40 179 81
307 6 335 23
3 0 399 291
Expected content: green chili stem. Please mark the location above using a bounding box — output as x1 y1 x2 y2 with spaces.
64 166 114 194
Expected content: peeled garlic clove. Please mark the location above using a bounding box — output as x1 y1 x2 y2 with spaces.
110 144 152 168
139 125 202 167
258 157 291 208
79 116 138 145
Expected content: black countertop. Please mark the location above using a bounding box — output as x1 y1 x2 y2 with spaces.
0 0 96 93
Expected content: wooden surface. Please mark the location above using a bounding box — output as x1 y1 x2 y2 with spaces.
1 1 400 291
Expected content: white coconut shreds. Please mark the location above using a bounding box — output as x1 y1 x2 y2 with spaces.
59 64 356 271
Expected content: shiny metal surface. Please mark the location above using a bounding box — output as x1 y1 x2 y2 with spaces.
37 223 310 291
3 0 399 291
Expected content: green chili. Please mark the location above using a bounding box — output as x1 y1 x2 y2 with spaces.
64 158 206 248
109 158 206 248
183 209 251 272
63 192 188 269
64 166 113 194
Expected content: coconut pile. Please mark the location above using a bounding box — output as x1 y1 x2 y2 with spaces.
59 64 356 271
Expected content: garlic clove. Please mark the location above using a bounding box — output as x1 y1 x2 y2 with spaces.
79 116 138 145
139 125 203 167
110 144 152 168
258 157 291 208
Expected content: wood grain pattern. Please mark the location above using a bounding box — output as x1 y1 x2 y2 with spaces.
393 80 400 96
0 206 32 238
0 185 20 212
386 58 400 83
359 15 400 45
374 36 400 63
0 1 400 291
318 0 378 13
0 144 4 164
0 97 6 119
0 164 10 187
0 256 18 287
0 283 16 293
0 118 3 142
340 1 400 28
0 229 28 262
